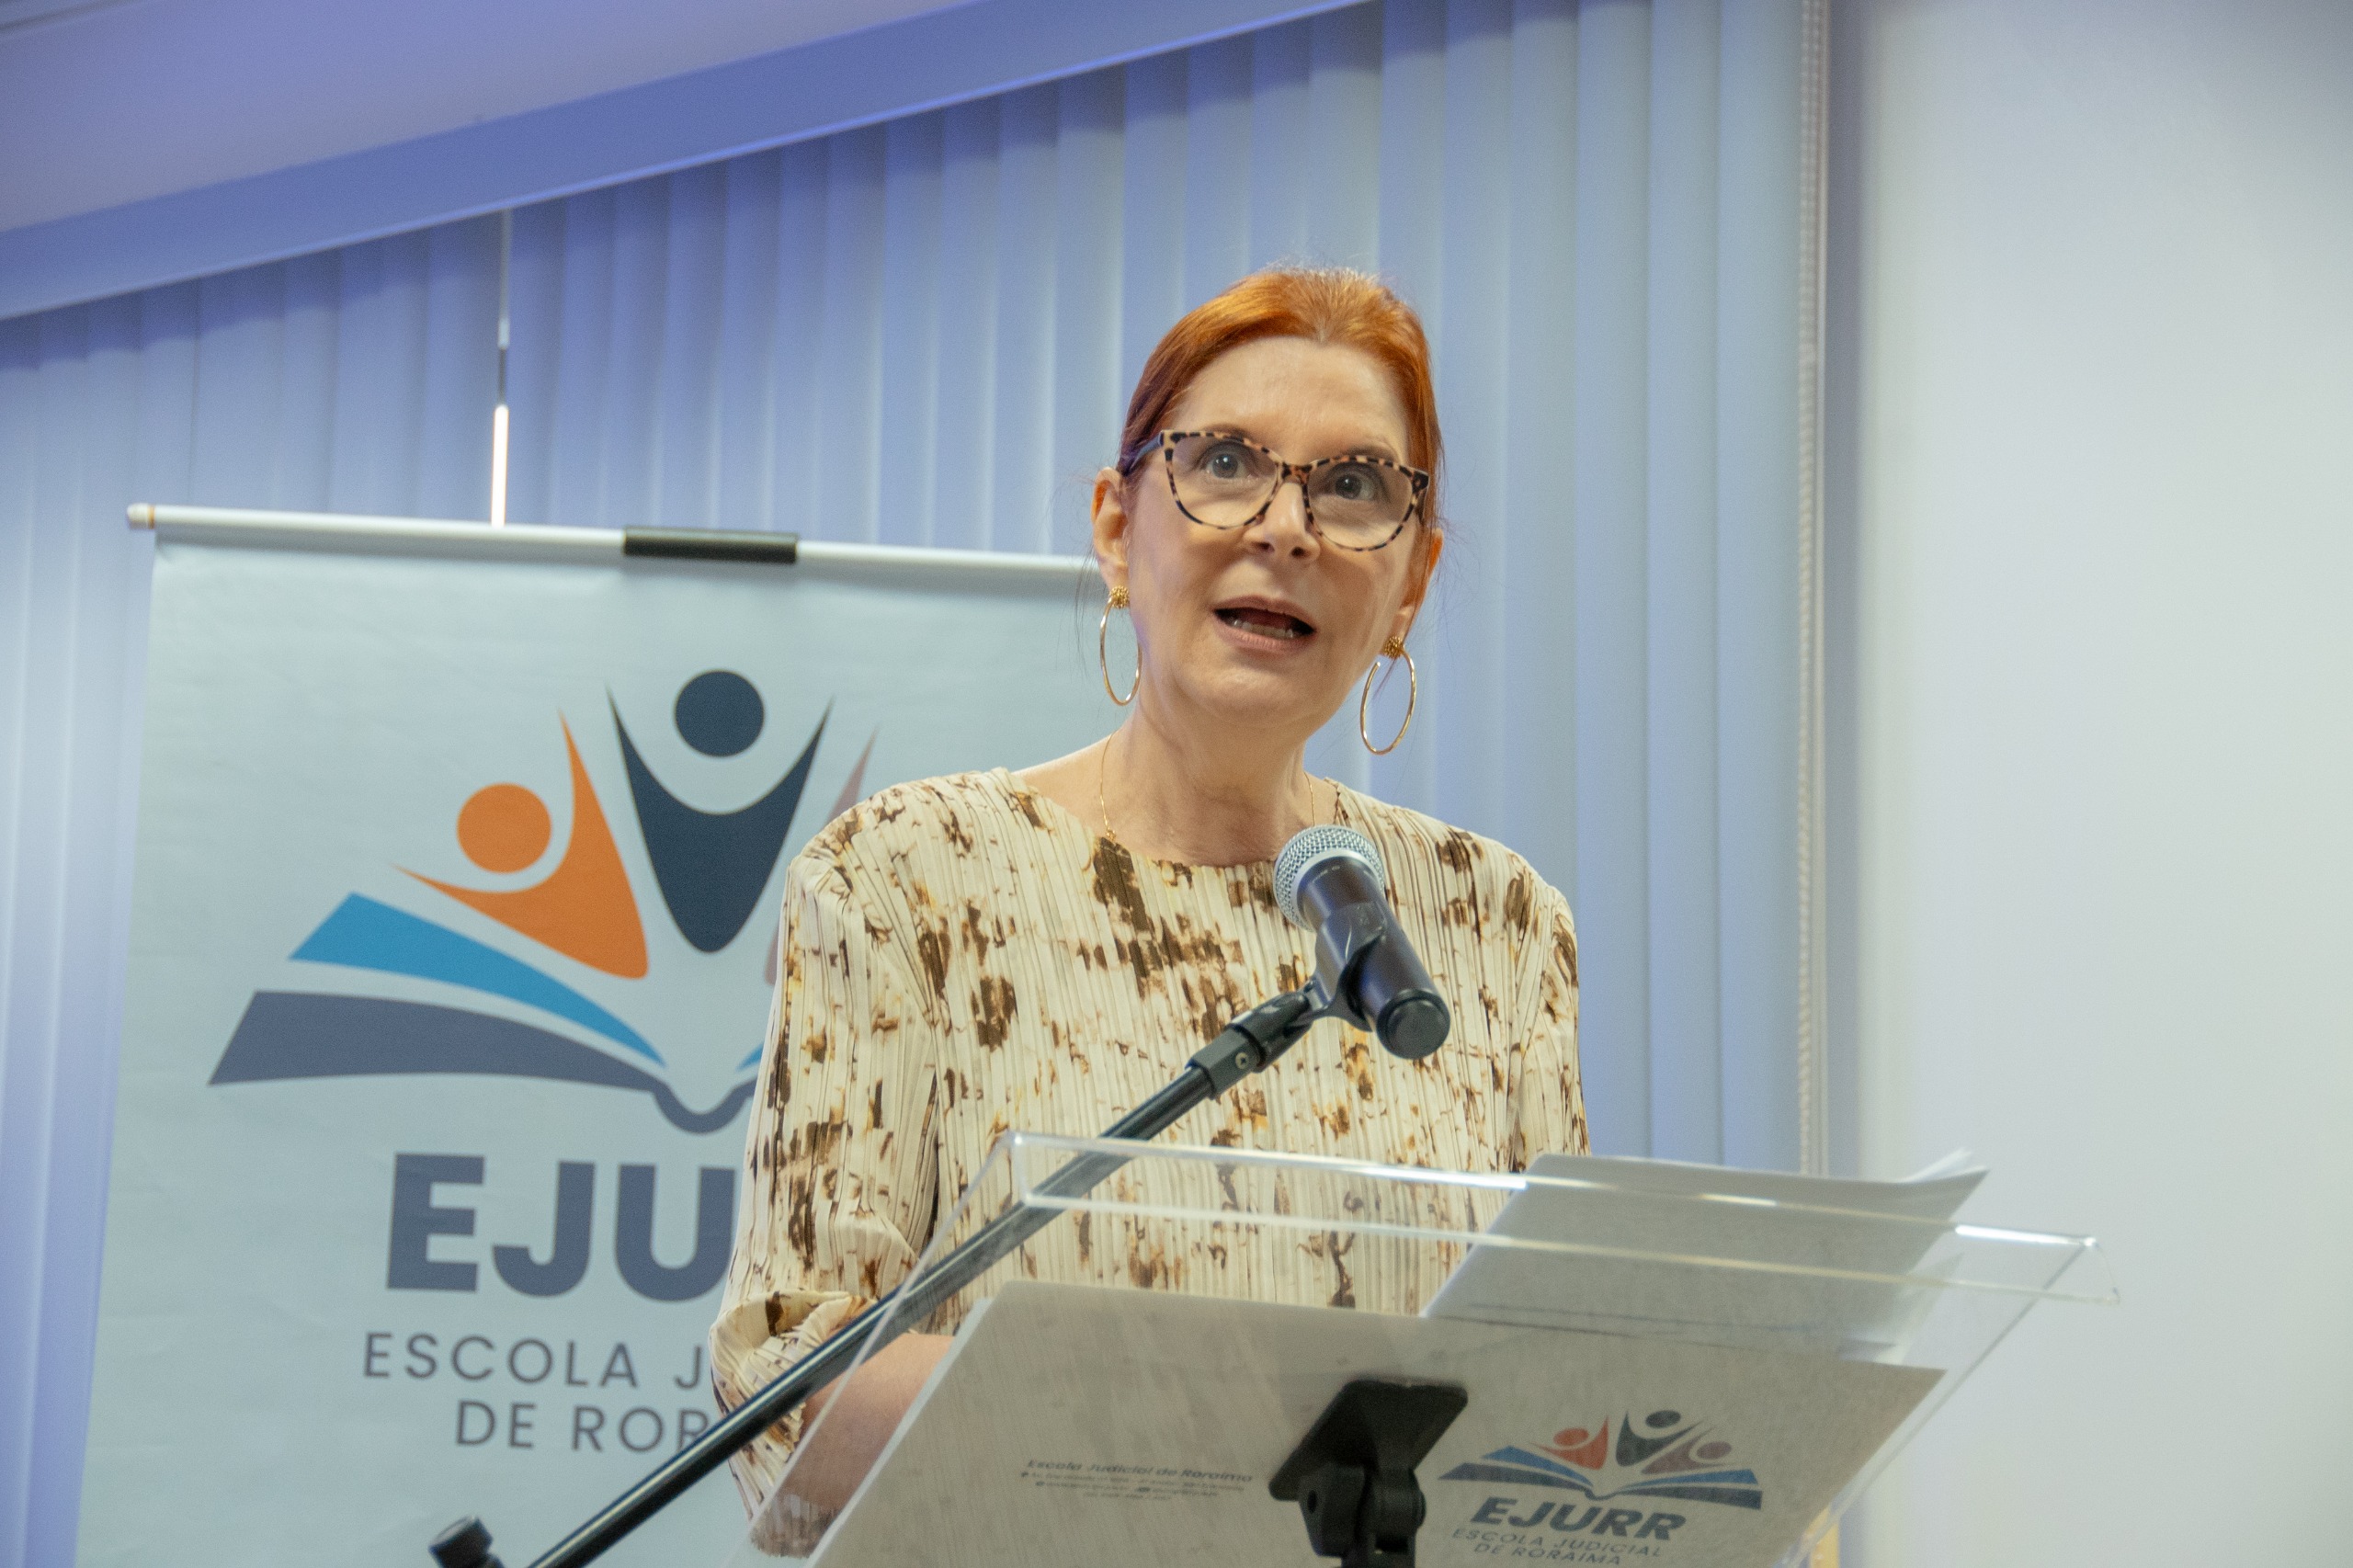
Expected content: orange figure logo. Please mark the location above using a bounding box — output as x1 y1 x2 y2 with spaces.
1543 1423 1610 1471
408 719 648 977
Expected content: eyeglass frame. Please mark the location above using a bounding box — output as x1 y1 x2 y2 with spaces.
1120 429 1432 553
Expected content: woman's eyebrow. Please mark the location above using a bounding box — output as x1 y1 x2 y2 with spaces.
1313 436 1404 467
1196 424 1404 463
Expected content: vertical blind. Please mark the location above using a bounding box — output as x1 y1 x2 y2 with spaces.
0 2 1813 1561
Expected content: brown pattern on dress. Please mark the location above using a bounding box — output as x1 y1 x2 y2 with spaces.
972 975 1017 1051
913 925 950 1003
710 767 1586 1538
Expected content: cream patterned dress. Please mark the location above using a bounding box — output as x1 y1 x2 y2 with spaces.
710 767 1586 1520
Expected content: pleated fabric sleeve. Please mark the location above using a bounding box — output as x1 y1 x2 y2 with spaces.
1514 880 1586 1168
708 841 942 1517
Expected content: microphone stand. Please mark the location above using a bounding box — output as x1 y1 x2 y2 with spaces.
434 984 1333 1568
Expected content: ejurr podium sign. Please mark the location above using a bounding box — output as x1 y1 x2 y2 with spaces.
75 507 1114 1568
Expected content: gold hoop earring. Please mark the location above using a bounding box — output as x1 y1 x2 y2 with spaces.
1098 586 1139 707
1359 636 1415 755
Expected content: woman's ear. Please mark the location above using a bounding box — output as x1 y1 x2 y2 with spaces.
1090 467 1132 596
1390 526 1444 643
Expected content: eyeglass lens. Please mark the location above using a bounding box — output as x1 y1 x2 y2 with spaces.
1166 433 1414 548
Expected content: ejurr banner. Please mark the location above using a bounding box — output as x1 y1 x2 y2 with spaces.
76 525 1111 1567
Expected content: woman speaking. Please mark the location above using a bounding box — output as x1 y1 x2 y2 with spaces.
709 267 1588 1538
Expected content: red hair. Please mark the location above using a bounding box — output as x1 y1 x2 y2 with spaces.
1118 268 1443 530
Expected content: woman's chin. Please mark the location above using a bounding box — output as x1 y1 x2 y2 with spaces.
1167 664 1344 739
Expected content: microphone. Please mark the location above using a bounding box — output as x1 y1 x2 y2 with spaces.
1273 826 1451 1061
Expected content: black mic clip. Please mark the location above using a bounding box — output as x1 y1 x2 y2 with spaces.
1188 986 1324 1095
1308 903 1392 1035
1190 949 1415 1102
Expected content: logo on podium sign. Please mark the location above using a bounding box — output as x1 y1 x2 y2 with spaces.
206 670 858 1135
1442 1407 1764 1550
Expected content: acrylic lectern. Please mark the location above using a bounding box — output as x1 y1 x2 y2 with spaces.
720 1133 2115 1568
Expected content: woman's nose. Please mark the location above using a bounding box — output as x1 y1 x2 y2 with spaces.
1248 477 1319 557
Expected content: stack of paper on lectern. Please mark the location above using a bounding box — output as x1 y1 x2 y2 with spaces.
1423 1152 1986 1359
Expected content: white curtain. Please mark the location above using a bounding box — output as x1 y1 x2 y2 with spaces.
0 2 1809 1559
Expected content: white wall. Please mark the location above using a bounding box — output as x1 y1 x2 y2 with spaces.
1828 0 2353 1562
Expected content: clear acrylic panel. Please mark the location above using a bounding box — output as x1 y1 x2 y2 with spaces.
722 1133 2115 1567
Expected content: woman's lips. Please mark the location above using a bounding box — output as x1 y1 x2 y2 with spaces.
1214 605 1314 642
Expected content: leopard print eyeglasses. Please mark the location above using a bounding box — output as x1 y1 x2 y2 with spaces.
1124 430 1429 552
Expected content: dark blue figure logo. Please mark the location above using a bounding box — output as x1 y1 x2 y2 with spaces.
614 671 825 954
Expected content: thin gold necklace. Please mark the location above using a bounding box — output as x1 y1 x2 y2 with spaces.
1097 731 1336 853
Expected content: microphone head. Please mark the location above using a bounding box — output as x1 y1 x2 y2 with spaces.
1274 825 1387 928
